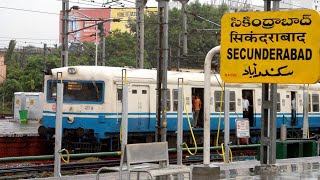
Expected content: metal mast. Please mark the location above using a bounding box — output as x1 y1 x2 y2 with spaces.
136 0 147 69
61 0 69 67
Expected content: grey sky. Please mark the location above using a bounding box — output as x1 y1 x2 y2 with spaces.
0 0 267 48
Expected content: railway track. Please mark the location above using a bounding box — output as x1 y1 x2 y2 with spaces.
0 158 205 179
0 160 120 179
0 148 256 179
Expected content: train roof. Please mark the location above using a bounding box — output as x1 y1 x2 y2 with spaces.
49 66 320 90
49 66 214 84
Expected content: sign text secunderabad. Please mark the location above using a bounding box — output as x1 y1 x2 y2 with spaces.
220 10 320 84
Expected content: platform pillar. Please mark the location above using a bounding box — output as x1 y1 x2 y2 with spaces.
54 74 63 177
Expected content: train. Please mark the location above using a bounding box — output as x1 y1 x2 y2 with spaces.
38 66 320 152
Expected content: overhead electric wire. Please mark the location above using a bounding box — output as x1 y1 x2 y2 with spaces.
0 37 58 41
280 1 310 9
0 6 59 15
67 0 108 7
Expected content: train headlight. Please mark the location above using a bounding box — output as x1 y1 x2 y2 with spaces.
68 67 77 74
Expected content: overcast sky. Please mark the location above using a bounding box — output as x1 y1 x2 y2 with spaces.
0 0 266 48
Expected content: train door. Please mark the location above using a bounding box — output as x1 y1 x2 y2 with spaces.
192 88 204 128
242 90 254 127
129 85 150 128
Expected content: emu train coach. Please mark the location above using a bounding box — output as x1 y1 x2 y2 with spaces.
39 66 320 152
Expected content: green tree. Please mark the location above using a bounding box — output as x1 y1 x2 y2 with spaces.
0 79 23 102
128 2 228 69
105 30 136 67
4 40 16 64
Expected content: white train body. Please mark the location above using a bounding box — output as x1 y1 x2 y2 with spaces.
40 66 320 151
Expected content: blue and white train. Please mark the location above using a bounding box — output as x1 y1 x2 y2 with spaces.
39 66 320 151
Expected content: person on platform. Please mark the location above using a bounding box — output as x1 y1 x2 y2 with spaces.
192 96 201 128
242 96 250 119
291 97 296 125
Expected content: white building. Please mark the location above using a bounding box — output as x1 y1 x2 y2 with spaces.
279 0 320 11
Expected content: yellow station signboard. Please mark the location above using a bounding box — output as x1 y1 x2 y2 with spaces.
220 10 320 84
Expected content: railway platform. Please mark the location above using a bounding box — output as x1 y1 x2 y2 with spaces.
0 119 39 137
0 119 48 157
33 156 320 179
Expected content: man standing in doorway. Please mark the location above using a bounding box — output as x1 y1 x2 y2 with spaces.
291 97 296 125
193 96 201 128
242 96 250 119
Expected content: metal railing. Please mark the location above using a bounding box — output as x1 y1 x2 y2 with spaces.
282 115 301 138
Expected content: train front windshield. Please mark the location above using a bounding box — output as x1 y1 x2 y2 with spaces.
47 81 104 103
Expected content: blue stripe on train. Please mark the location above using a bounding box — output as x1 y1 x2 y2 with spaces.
41 111 316 140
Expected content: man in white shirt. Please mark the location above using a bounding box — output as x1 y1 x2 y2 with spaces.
242 96 250 119
291 97 296 125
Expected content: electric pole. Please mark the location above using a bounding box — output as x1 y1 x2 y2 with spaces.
99 23 106 66
136 0 147 69
181 0 188 56
156 0 169 143
42 43 47 92
61 0 69 67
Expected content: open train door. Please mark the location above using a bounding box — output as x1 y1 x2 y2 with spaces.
242 90 255 127
192 88 204 128
286 91 297 126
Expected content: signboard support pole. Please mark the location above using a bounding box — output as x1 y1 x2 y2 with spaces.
303 91 309 138
260 83 277 165
224 89 230 163
258 0 278 166
54 73 63 177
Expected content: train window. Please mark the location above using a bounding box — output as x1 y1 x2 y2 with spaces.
132 90 137 94
47 81 103 103
167 90 171 111
173 89 178 111
230 91 236 111
142 90 147 94
312 94 319 112
47 81 57 101
172 89 183 112
158 90 171 111
214 91 236 112
214 91 224 111
277 93 281 112
117 89 122 102
309 94 312 112
64 81 103 102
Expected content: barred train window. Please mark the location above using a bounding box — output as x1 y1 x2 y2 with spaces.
167 90 171 111
117 89 122 102
173 89 178 111
172 89 184 111
47 81 103 103
309 94 311 112
214 91 236 112
312 94 319 112
277 93 281 112
159 90 171 111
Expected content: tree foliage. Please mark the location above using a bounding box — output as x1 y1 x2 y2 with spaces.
128 2 228 69
4 40 16 64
